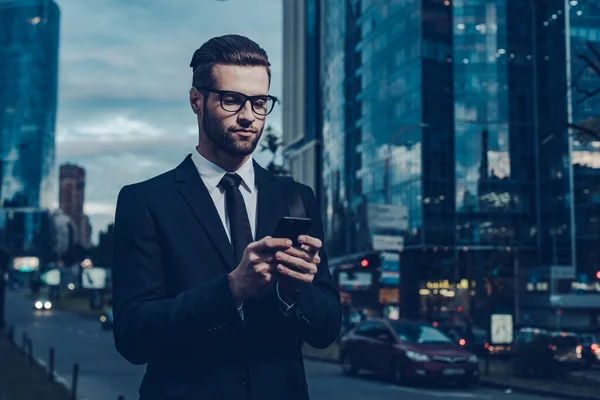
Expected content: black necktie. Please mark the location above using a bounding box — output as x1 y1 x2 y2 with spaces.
219 173 253 265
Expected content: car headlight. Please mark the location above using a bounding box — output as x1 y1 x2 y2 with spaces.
468 354 479 363
44 301 52 309
406 350 430 362
35 301 43 309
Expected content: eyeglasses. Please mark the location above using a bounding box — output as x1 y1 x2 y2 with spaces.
196 87 278 116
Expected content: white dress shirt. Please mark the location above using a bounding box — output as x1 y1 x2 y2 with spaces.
191 149 296 319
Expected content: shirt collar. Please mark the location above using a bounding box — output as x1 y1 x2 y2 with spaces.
191 147 255 194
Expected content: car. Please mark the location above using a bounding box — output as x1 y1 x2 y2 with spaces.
100 308 113 331
549 332 585 369
339 318 479 387
578 333 600 368
33 297 52 311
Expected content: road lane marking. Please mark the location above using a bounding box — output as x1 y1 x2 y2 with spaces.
385 384 492 399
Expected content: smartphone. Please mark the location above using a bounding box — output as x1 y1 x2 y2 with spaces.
272 216 312 246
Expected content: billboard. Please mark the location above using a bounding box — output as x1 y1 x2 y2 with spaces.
12 257 39 272
367 203 408 231
81 267 108 290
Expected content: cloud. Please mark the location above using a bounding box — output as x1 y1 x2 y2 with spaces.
53 0 283 241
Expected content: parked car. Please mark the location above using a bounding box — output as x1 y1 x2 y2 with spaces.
577 333 600 368
339 318 479 387
100 308 113 331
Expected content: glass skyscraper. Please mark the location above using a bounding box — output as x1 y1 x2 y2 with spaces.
319 0 600 327
568 0 600 279
0 0 60 210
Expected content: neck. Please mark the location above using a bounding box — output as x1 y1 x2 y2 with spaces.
197 136 250 173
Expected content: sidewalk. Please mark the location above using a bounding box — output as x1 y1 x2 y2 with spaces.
0 331 69 400
301 343 600 400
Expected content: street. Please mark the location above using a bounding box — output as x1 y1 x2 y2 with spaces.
6 289 564 400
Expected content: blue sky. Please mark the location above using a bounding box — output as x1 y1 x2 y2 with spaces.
53 0 283 241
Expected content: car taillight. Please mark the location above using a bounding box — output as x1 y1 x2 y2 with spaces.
484 342 490 349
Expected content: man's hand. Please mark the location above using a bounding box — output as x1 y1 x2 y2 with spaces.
275 235 322 303
228 236 292 304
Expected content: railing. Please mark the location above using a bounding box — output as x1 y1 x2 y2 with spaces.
5 325 127 400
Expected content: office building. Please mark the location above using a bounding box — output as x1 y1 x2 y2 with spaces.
0 0 60 209
282 0 322 197
59 163 86 245
319 0 600 329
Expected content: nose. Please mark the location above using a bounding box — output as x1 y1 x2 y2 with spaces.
237 100 256 124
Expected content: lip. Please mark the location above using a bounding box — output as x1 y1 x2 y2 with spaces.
233 130 255 137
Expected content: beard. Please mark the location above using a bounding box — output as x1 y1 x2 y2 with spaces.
202 103 263 157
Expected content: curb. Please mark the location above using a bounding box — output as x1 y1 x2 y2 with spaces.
479 379 600 400
304 355 600 400
34 356 73 394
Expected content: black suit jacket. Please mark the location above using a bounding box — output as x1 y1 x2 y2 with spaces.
112 155 342 400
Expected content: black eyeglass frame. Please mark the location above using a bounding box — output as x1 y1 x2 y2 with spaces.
195 86 279 116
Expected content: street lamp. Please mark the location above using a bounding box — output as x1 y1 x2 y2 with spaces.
383 123 429 204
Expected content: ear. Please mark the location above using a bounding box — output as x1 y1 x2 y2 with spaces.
189 87 203 115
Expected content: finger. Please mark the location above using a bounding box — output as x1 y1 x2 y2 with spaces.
275 252 317 274
313 252 321 265
282 246 313 262
250 236 293 252
276 264 314 283
298 235 322 252
275 251 311 272
253 262 277 274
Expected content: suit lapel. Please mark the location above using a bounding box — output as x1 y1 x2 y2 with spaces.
175 155 237 271
254 161 288 241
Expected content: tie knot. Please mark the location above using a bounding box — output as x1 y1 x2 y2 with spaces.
219 173 243 190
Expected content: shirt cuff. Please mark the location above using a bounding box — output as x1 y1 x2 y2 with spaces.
276 282 297 316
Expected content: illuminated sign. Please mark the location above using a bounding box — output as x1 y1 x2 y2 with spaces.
527 282 549 292
81 267 107 289
338 271 373 290
379 288 399 304
41 269 61 286
12 257 39 272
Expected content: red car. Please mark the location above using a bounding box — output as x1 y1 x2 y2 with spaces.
339 318 480 387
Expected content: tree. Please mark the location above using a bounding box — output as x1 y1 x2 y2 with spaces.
569 40 600 141
260 125 288 175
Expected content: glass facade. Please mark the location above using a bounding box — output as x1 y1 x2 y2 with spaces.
319 0 600 326
568 0 600 278
320 0 350 256
0 0 60 209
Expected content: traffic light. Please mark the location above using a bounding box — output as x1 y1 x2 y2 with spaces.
358 253 381 269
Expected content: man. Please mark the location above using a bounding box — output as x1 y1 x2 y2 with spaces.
112 34 342 400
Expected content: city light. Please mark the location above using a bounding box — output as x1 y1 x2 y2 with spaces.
360 259 369 267
596 270 600 280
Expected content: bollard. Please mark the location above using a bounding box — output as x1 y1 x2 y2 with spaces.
71 363 79 400
49 347 55 383
8 325 14 345
27 337 33 365
21 331 27 354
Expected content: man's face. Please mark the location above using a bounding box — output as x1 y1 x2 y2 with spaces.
198 64 270 157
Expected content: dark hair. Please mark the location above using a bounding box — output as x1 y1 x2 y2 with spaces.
190 34 271 89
